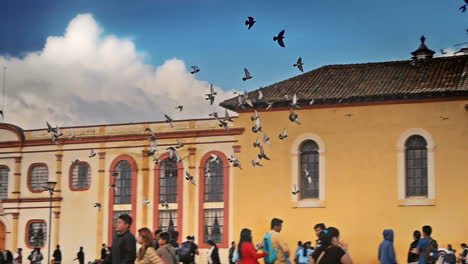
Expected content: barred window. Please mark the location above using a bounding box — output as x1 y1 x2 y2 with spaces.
203 208 224 244
29 164 48 192
27 221 47 248
204 159 224 202
160 159 178 203
300 141 319 199
405 135 428 197
112 210 131 238
0 167 9 200
114 161 132 204
158 210 178 233
71 162 91 190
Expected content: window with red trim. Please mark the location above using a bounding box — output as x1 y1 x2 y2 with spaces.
26 220 47 248
0 166 9 200
203 208 224 243
204 159 224 202
28 164 48 192
70 162 91 191
159 159 178 203
114 160 132 204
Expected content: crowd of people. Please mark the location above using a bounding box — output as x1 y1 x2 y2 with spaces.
1 214 467 264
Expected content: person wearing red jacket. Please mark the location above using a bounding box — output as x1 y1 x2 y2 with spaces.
238 228 269 264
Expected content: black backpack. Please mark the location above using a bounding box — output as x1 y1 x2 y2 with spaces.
176 242 193 262
424 238 438 264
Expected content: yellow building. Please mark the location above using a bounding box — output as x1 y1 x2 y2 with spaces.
0 39 467 264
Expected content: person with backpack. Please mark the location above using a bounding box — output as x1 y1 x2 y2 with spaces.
378 229 397 264
177 236 199 264
294 242 303 264
445 245 456 264
412 225 438 264
295 242 312 264
27 248 43 264
237 228 268 264
310 227 353 264
263 218 289 264
408 231 422 264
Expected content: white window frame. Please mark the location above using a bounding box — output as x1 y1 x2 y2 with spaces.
291 133 326 208
397 128 435 206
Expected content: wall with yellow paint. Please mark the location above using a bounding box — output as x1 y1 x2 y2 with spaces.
230 99 468 264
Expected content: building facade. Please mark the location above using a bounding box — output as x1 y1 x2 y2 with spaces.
1 42 468 264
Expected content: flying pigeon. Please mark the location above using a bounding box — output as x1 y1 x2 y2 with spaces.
251 157 263 167
205 84 217 105
175 105 184 112
294 57 304 72
440 116 449 120
167 147 182 162
266 101 274 111
176 140 184 149
112 172 119 177
164 114 174 128
209 112 220 120
243 68 253 81
224 109 234 122
273 30 285 47
279 129 288 140
108 184 117 189
460 0 468 12
289 109 301 125
309 99 315 105
228 153 242 169
0 110 3 120
253 136 261 148
258 145 270 160
191 66 200 74
185 172 196 185
68 129 80 140
263 132 271 146
46 121 58 134
209 154 219 163
251 110 259 121
292 184 300 195
148 142 157 157
304 169 312 184
152 155 161 164
161 201 169 210
290 93 300 108
257 89 264 101
94 203 102 210
252 118 262 133
89 149 96 158
245 16 256 29
143 199 151 205
218 119 230 131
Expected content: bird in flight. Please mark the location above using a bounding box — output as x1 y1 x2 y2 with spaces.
185 172 196 185
279 129 288 140
245 16 256 29
273 30 285 47
292 184 300 195
89 149 96 158
243 68 253 81
191 66 200 74
294 57 304 72
164 114 174 128
460 0 468 12
205 84 217 105
175 105 184 112
289 109 301 125
251 157 263 167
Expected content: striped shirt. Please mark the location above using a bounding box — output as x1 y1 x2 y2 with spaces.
136 247 163 264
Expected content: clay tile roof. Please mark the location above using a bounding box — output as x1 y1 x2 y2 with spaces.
220 55 468 111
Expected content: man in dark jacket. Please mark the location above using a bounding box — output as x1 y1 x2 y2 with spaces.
408 231 421 264
111 214 136 264
53 245 62 264
101 244 107 261
228 241 236 264
73 247 84 264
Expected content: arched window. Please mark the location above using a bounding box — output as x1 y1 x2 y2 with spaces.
0 166 9 200
159 159 178 203
70 162 91 191
405 135 428 197
26 220 47 248
28 164 48 192
114 160 132 204
204 159 224 202
300 140 319 199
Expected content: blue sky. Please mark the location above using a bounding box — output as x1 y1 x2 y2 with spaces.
2 0 467 93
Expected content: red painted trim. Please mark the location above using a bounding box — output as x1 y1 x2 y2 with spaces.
69 161 92 191
27 163 49 193
55 154 63 162
108 155 138 245
0 140 239 155
2 197 62 203
4 206 60 210
153 152 184 244
198 151 230 249
11 213 20 219
233 96 468 113
25 219 47 249
11 128 244 148
0 123 25 145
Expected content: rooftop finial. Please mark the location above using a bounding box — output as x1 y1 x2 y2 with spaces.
420 35 426 44
411 35 434 60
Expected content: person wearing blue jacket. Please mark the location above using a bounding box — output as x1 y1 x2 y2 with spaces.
378 229 397 264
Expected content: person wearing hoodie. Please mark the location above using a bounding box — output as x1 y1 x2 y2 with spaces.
378 229 397 264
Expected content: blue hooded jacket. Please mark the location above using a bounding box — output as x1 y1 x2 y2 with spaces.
378 229 397 264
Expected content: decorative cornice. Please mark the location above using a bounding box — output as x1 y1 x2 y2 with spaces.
55 154 63 162
188 147 197 156
2 197 63 203
11 212 20 219
98 152 106 159
14 156 22 163
233 145 241 153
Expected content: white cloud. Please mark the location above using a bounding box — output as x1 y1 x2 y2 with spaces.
0 13 237 129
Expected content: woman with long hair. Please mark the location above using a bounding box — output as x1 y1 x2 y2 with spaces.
207 240 221 264
310 227 353 264
136 228 163 264
296 242 312 264
237 228 268 264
